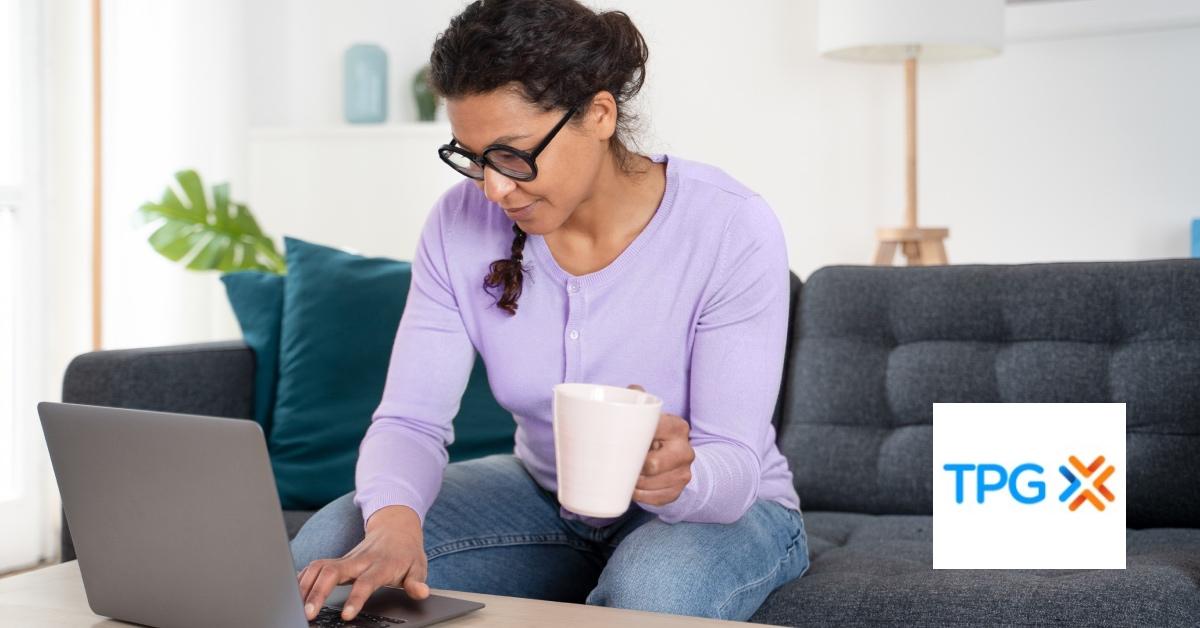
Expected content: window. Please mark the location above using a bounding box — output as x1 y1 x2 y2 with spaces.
0 0 25 502
0 0 48 572
0 194 15 502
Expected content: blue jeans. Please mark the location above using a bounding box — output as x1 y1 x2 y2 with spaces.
290 454 809 621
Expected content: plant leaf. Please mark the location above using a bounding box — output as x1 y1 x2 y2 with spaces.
213 182 233 231
186 233 227 270
136 170 285 274
175 170 209 219
158 186 200 221
150 222 208 260
230 202 265 238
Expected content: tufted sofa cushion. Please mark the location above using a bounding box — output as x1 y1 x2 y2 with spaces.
776 260 1200 528
751 511 1200 626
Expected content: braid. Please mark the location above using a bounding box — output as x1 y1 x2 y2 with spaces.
484 222 529 315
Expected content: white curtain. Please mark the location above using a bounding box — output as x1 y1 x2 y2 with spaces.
101 0 248 350
0 0 48 572
0 0 254 571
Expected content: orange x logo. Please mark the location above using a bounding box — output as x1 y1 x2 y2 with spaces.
1064 455 1116 512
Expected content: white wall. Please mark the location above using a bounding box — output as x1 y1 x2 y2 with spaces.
93 0 1200 351
242 0 900 275
242 0 1200 280
247 124 462 263
921 25 1200 263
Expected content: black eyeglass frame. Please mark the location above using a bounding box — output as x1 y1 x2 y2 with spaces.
438 104 579 182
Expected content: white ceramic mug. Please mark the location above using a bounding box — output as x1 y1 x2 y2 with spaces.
552 382 663 518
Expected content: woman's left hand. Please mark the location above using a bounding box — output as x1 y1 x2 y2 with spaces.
627 384 695 506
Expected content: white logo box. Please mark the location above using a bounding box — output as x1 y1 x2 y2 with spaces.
933 403 1126 569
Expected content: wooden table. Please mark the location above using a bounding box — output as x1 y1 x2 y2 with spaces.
0 561 766 627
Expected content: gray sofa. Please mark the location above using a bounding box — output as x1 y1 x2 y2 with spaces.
59 261 1200 626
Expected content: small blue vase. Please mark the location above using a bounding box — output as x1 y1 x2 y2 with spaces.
343 43 388 124
1192 218 1200 258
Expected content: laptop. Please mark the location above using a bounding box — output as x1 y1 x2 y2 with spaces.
38 401 485 628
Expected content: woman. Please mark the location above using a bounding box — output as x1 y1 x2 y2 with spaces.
291 0 808 622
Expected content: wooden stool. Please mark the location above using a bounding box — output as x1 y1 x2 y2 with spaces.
874 227 949 266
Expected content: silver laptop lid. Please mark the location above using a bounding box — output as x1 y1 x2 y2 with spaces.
39 401 310 628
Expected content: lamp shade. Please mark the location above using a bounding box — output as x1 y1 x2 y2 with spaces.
818 0 1004 63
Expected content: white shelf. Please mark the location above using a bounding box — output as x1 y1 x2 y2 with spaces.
249 121 451 142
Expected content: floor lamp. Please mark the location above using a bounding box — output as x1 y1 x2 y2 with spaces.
817 0 1004 266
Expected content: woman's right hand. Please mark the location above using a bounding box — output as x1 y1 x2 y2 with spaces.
296 505 431 623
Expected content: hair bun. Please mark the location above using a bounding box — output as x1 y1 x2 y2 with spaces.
597 11 648 98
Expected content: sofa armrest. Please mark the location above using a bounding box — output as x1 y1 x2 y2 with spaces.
61 340 256 417
58 340 256 562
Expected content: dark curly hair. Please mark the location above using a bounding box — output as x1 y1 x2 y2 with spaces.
429 0 650 316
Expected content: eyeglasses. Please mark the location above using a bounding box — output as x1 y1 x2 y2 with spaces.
438 105 578 182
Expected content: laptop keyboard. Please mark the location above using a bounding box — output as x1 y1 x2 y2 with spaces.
310 604 406 627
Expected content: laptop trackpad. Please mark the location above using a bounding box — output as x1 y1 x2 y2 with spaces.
323 583 485 627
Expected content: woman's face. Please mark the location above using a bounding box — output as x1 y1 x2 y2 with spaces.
445 87 615 235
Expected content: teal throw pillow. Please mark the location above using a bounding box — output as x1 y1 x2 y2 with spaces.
266 237 514 510
220 271 285 436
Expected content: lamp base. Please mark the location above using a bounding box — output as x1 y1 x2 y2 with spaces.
874 226 949 266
